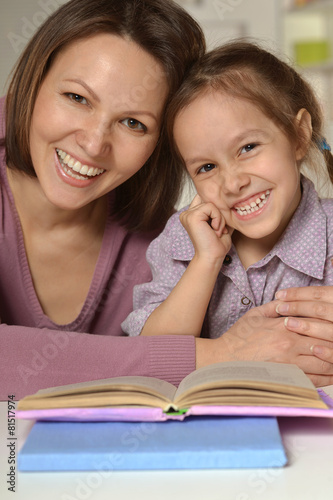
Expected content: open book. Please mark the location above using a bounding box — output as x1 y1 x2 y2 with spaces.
17 361 332 421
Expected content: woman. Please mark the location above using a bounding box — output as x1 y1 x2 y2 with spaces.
1 0 333 401
0 0 206 399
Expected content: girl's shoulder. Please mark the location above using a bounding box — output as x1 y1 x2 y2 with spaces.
319 196 333 217
162 206 189 237
319 197 333 238
148 206 194 261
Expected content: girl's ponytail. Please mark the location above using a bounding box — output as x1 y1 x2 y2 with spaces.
318 138 333 184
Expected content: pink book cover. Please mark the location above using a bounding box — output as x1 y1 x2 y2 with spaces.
15 388 333 422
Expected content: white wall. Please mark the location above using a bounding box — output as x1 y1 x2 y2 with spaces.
176 0 282 51
0 0 68 95
1 0 283 96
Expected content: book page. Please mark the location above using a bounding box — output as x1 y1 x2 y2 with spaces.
18 376 177 411
174 361 319 406
18 391 173 411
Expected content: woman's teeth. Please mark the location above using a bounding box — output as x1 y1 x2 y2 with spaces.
56 149 105 179
235 190 270 216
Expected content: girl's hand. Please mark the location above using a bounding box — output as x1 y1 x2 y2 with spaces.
180 195 233 265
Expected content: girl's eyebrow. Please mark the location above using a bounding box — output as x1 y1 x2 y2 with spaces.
230 129 270 146
184 129 270 168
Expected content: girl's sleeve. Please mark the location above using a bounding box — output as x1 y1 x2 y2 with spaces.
122 214 190 336
0 324 195 400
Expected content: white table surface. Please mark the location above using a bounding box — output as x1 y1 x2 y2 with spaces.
1 386 333 500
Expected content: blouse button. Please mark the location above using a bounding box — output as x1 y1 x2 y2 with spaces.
241 296 251 306
224 255 232 265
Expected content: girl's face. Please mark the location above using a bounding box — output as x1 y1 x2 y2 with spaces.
29 33 168 211
174 90 306 249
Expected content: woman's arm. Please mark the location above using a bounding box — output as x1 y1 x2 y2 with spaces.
0 324 196 400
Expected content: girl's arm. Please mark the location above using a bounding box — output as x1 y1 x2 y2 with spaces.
140 196 232 336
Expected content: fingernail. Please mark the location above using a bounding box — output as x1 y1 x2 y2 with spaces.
275 290 287 300
284 317 299 328
276 303 289 314
312 345 325 355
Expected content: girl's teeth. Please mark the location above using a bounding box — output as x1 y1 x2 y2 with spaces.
56 149 104 177
236 191 270 215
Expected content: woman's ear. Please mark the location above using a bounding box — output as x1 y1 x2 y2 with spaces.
295 108 312 161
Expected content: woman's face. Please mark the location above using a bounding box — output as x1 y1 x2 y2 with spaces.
29 33 168 211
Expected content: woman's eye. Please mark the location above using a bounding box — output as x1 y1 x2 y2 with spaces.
198 163 216 174
66 93 88 105
121 118 147 132
241 143 256 154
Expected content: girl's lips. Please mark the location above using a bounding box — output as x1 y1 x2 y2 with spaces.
233 190 271 216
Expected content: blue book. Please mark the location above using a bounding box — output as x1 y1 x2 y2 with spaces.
18 416 287 471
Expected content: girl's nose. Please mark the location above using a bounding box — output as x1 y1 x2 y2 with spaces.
220 168 250 194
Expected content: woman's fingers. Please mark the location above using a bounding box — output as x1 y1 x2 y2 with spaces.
276 299 333 323
275 286 333 303
284 317 333 341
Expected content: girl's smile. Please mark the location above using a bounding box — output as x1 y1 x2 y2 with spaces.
233 189 271 218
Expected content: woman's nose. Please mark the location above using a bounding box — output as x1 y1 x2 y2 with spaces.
76 121 112 159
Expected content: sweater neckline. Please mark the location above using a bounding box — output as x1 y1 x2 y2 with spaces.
1 161 120 330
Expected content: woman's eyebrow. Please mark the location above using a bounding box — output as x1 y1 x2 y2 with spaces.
63 78 158 123
63 78 100 102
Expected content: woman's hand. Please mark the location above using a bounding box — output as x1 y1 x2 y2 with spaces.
274 286 333 383
196 299 333 387
180 194 233 266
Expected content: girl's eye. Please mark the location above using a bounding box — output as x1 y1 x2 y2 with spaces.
66 93 88 105
121 118 147 132
198 163 216 174
241 143 257 154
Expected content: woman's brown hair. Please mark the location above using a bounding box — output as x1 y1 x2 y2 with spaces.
167 40 333 184
2 0 205 231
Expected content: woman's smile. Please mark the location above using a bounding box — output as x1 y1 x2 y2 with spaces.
55 148 105 187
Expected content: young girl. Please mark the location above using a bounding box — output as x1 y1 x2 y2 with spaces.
122 40 333 340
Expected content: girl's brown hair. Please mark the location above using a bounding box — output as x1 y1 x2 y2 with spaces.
2 0 205 231
167 40 333 184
